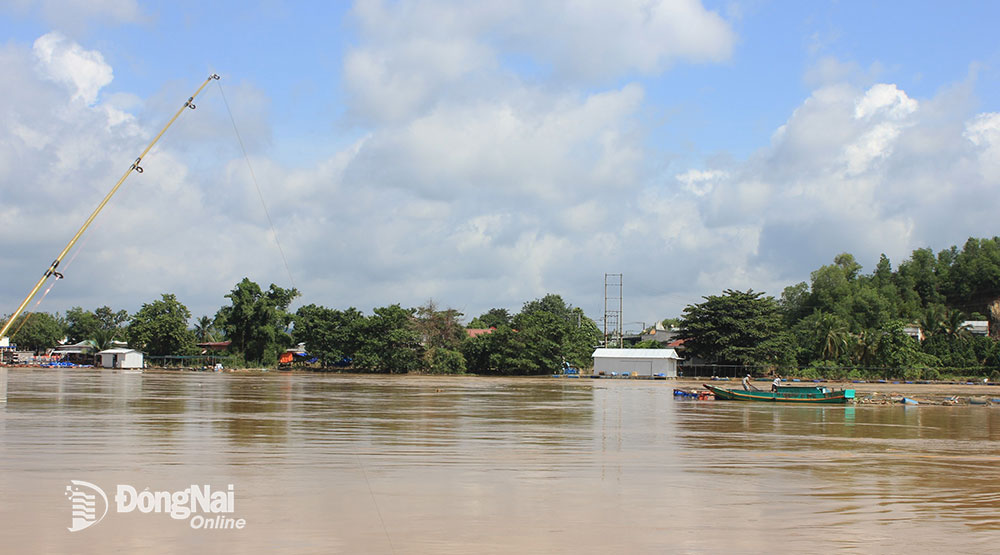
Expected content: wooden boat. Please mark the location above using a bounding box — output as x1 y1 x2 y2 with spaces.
702 383 855 404
673 388 713 400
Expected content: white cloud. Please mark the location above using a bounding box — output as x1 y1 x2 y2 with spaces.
343 83 645 203
33 32 113 105
964 112 1000 180
506 0 735 80
964 112 1000 149
676 169 728 196
345 0 734 123
854 83 918 120
657 79 1000 309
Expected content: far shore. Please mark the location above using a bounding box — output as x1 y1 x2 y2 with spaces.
667 378 1000 404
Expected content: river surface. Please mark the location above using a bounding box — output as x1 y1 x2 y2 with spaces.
1 369 998 553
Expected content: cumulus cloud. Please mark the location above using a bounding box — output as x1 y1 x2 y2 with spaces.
345 0 734 123
854 83 918 120
33 32 113 105
964 112 1000 180
654 80 1000 308
506 0 735 80
676 169 728 196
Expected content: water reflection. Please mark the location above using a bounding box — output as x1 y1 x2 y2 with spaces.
0 369 997 554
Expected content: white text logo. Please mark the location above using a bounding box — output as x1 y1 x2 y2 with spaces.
65 480 109 532
65 481 245 530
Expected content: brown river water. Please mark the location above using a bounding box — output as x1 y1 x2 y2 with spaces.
1 368 998 554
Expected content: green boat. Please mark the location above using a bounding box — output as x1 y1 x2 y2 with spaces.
703 383 855 404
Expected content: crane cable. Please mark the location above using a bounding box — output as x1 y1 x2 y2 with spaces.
0 74 221 340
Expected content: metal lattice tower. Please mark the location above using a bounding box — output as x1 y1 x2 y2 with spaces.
604 273 623 348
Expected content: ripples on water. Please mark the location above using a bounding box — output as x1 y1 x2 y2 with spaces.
1 369 998 553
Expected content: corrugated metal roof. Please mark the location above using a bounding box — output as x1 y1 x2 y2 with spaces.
592 348 681 359
97 348 142 354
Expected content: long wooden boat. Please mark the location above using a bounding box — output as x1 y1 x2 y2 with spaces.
703 383 855 404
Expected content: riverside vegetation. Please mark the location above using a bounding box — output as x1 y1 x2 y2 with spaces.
676 237 1000 381
5 237 1000 379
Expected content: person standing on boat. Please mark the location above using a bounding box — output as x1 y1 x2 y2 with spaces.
742 374 758 391
771 375 781 392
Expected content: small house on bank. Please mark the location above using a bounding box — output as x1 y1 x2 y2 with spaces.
592 348 682 377
97 348 143 369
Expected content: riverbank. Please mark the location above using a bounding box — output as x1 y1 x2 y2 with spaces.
668 378 1000 405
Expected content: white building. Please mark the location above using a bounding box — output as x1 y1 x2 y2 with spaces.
97 348 144 369
963 320 989 336
592 348 682 377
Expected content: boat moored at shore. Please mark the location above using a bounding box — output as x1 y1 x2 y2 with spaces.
703 383 855 404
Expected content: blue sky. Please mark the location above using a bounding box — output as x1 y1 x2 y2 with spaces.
2 0 1000 330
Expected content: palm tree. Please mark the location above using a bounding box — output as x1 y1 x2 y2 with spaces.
91 327 118 351
815 313 849 361
917 304 946 340
193 316 216 343
852 329 881 368
941 309 972 341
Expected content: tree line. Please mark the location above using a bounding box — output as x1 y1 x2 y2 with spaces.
9 235 999 378
677 237 1000 380
3 277 601 375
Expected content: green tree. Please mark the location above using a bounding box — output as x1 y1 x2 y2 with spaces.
678 289 789 368
215 278 299 364
468 308 512 329
127 294 196 356
940 237 1000 304
895 247 946 308
633 339 665 349
292 305 365 367
95 306 129 334
941 309 973 341
779 282 811 326
91 327 118 351
193 315 217 343
510 310 566 374
353 305 422 373
793 312 850 363
517 294 601 371
65 307 99 344
461 295 600 375
870 321 938 379
9 312 65 352
65 306 128 345
425 347 466 374
461 326 521 374
917 304 947 340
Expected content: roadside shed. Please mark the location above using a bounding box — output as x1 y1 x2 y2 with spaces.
592 348 682 377
97 348 144 369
